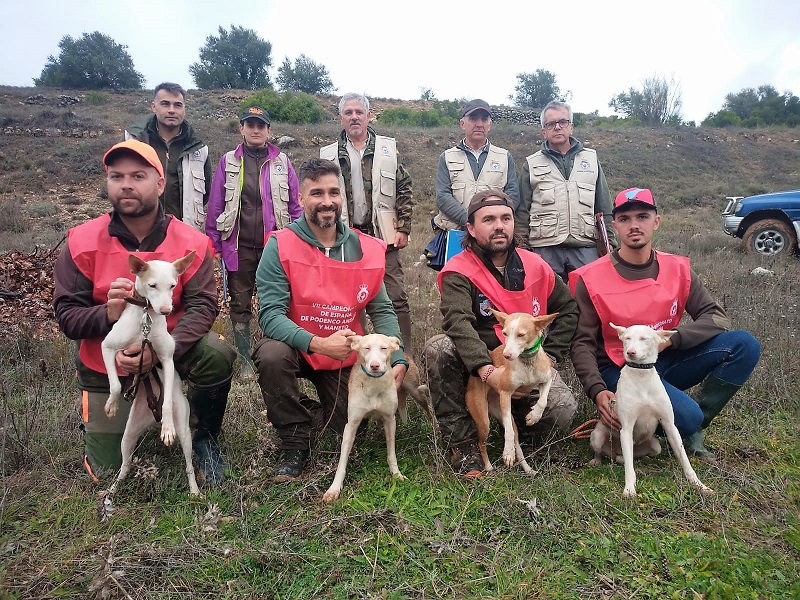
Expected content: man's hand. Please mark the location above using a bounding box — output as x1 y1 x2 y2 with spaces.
106 278 134 324
595 390 621 430
116 343 157 374
309 329 357 361
392 231 409 249
657 336 673 353
392 363 408 391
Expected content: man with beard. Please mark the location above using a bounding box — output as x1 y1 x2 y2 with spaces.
253 158 407 481
424 189 578 478
569 187 761 458
53 140 236 486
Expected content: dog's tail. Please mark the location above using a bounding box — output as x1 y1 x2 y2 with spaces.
397 384 432 423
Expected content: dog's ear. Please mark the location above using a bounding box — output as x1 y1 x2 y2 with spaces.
535 312 559 328
128 254 149 275
348 335 362 351
388 336 401 352
656 329 677 342
489 308 509 324
173 250 197 275
609 322 626 337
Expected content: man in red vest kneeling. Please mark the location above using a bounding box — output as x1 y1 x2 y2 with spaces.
253 158 408 481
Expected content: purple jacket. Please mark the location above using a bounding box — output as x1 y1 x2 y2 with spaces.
206 142 301 271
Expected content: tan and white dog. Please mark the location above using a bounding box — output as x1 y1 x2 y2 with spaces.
589 323 714 498
102 252 200 496
465 310 559 474
323 333 407 502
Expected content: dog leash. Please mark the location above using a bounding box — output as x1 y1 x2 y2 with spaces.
121 304 164 422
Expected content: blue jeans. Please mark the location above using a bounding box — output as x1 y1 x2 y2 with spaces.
599 330 760 437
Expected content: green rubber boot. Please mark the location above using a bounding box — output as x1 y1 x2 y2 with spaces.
233 322 255 379
684 374 742 459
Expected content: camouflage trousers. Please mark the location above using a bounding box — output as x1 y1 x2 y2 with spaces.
423 334 578 449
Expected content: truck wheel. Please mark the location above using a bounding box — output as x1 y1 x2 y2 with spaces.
741 219 796 256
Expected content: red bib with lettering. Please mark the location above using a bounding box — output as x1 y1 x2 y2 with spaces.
569 252 691 366
275 228 386 370
68 214 211 373
439 248 554 343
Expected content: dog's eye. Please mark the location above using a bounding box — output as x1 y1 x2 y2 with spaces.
148 283 157 289
517 332 525 338
381 346 388 351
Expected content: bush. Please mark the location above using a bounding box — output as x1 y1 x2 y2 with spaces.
84 92 109 105
241 90 325 124
27 202 59 218
0 198 31 233
379 107 455 128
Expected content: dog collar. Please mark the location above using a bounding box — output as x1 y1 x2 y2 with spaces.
521 333 545 356
360 365 387 378
125 293 149 308
625 361 656 369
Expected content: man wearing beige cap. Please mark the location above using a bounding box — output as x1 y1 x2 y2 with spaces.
433 99 519 233
424 189 578 478
53 140 236 487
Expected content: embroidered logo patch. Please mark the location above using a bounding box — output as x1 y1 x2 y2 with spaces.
670 299 678 317
532 297 541 316
578 159 592 172
380 145 391 156
275 164 285 174
356 284 369 304
479 297 494 317
488 160 502 172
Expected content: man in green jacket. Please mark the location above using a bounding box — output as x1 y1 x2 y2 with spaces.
126 82 212 232
253 158 408 482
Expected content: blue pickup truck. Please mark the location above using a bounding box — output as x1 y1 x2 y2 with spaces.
722 190 800 256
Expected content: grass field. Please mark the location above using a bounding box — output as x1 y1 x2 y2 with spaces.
2 188 799 598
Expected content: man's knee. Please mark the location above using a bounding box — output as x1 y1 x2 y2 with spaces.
253 337 295 371
80 389 128 477
179 332 236 385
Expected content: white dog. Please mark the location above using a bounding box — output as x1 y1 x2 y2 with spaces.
323 334 406 502
102 252 200 495
589 323 714 498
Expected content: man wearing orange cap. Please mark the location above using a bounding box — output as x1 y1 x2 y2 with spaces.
569 187 761 458
53 140 236 486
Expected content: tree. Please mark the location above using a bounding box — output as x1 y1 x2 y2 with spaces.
276 54 334 94
190 26 272 90
609 75 683 126
703 84 800 127
510 69 570 108
34 32 144 90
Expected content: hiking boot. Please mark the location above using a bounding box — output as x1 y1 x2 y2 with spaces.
193 435 228 486
271 449 309 482
449 442 484 479
684 430 716 460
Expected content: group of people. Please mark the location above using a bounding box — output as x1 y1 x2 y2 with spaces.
53 82 761 487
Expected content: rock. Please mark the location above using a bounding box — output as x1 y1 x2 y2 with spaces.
750 267 774 277
276 135 295 146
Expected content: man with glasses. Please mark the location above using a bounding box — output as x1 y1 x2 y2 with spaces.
515 100 615 281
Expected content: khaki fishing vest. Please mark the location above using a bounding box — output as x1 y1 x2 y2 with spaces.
525 148 598 247
434 144 510 230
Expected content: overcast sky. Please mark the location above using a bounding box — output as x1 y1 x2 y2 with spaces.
1 0 798 124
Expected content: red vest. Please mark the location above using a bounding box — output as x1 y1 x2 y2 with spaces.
569 252 692 366
439 248 554 342
275 227 386 370
68 214 212 373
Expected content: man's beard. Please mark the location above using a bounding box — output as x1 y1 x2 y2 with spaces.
478 232 511 254
308 205 341 229
111 195 158 218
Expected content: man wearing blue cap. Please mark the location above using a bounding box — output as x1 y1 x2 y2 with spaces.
569 187 761 458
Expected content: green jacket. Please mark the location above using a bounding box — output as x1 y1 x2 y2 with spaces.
125 115 212 220
256 215 406 367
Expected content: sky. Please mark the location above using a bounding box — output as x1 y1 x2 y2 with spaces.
1 0 798 125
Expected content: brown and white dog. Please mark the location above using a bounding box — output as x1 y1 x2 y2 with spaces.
465 310 559 473
102 252 200 496
589 323 714 498
323 333 408 502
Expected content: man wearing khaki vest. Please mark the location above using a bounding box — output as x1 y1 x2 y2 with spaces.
515 100 616 281
320 93 414 351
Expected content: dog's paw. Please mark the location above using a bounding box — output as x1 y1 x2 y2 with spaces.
698 484 715 496
622 488 637 499
395 473 407 481
525 406 545 426
503 451 516 468
587 457 602 467
322 488 341 502
104 398 119 418
160 423 176 446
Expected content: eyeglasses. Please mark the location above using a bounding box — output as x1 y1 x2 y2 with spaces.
543 119 572 130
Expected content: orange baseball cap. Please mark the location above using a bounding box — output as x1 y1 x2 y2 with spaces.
102 139 164 178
